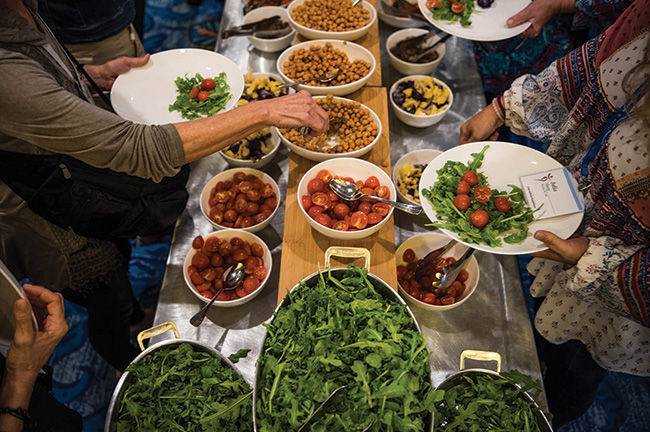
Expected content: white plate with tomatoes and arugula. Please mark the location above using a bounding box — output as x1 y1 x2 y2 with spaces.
419 142 584 255
111 48 244 125
417 0 531 42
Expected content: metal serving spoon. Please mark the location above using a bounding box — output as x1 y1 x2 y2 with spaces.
189 262 245 327
329 179 423 215
278 68 341 89
436 247 475 289
406 33 452 63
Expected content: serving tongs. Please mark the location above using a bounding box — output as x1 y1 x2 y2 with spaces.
414 239 457 281
221 16 290 39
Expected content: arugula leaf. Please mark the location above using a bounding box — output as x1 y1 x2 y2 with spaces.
168 72 232 120
228 348 251 364
256 265 442 431
116 342 252 431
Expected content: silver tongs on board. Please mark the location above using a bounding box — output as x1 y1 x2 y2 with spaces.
221 16 291 39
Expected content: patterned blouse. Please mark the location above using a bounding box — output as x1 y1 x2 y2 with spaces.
502 0 650 375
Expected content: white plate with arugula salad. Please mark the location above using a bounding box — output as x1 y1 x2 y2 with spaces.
416 0 531 42
111 48 244 125
419 142 584 255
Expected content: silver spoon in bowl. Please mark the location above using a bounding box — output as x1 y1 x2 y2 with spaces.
329 178 423 215
278 68 341 89
189 262 245 327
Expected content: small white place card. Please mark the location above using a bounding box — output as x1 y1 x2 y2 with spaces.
519 168 584 220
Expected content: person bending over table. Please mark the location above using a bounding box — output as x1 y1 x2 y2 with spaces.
0 284 81 432
0 0 329 374
460 0 650 426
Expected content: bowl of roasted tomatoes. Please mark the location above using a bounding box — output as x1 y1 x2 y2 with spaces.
200 168 281 233
183 230 272 307
396 232 479 311
297 158 395 240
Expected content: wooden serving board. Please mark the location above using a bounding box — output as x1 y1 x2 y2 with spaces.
294 0 382 87
277 86 397 304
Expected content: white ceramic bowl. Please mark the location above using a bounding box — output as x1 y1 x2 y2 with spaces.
392 149 441 205
390 74 453 128
200 168 281 233
276 39 376 96
220 128 281 169
183 230 272 308
242 7 296 52
286 0 376 41
297 158 395 240
396 232 479 311
275 95 382 162
386 28 446 75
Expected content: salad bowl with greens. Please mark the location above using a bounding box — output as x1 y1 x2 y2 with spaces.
419 142 584 255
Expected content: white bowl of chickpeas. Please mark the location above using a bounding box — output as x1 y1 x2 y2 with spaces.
393 149 441 205
287 0 377 41
390 74 453 127
275 94 382 162
242 6 296 53
199 168 281 233
277 40 376 96
396 232 479 311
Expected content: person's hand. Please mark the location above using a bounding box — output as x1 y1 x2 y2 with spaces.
530 231 590 265
5 285 68 382
506 0 575 38
84 54 151 91
261 90 330 137
459 104 503 144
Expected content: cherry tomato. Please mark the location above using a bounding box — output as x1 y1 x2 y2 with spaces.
456 180 470 195
332 220 350 231
495 197 511 213
426 0 442 8
358 202 373 214
233 248 249 261
235 198 248 214
264 197 277 210
461 171 479 186
367 212 383 225
210 209 224 224
204 236 220 253
422 292 437 305
364 176 380 189
253 266 268 280
456 269 469 283
191 252 210 271
247 189 261 202
196 281 212 293
311 192 331 209
197 90 210 102
192 235 204 250
453 194 471 211
246 202 260 215
451 2 465 13
307 178 325 195
251 243 264 257
211 253 224 268
216 290 231 301
403 248 416 263
200 267 217 282
314 213 332 227
332 203 350 219
371 202 390 217
396 265 408 280
243 277 260 294
470 209 490 227
254 213 267 224
301 195 314 211
440 295 456 305
326 190 340 203
350 211 368 229
473 186 492 203
359 187 377 202
189 86 200 99
233 171 247 182
355 180 365 190
308 205 324 219
374 185 390 199
190 271 205 285
317 170 332 184
261 185 275 199
201 78 216 91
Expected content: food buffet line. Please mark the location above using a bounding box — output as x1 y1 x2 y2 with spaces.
147 0 547 422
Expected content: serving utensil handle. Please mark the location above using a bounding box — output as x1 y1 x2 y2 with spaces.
136 321 180 351
460 349 502 372
325 246 370 270
371 195 423 215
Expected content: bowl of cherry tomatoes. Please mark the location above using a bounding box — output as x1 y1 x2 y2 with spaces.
396 232 479 311
183 230 272 307
200 168 281 233
298 158 395 240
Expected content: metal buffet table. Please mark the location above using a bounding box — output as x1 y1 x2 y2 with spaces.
152 0 546 408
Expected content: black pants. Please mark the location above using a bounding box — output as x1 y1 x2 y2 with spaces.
0 356 82 432
61 269 142 372
534 298 607 428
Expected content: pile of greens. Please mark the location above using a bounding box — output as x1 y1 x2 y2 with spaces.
168 72 232 120
421 145 539 247
115 342 252 431
256 266 443 432
428 0 475 27
434 370 552 431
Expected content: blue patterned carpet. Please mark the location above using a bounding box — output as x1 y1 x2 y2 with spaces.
45 1 650 430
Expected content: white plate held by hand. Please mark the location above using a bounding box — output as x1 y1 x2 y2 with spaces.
418 141 584 255
110 49 244 125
